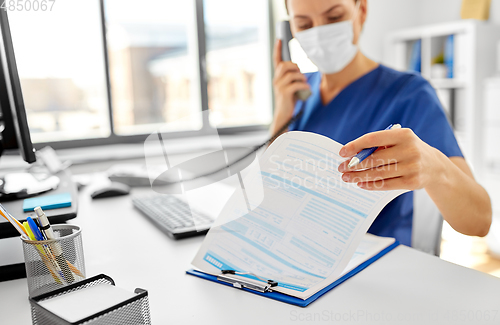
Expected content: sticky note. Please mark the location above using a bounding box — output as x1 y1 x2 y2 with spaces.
38 283 136 323
23 193 72 212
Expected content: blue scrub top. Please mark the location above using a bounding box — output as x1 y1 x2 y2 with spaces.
289 65 463 246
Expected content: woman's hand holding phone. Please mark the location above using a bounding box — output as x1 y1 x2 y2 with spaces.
271 39 311 136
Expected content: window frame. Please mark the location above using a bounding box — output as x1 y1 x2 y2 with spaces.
30 0 275 151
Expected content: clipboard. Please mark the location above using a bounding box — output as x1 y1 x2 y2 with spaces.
187 241 399 307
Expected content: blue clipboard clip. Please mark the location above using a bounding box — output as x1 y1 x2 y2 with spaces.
187 241 400 307
217 270 278 293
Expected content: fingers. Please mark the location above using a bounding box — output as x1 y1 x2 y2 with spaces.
341 161 405 184
274 39 282 68
274 80 311 100
273 61 310 98
338 146 402 173
357 177 405 191
340 128 415 158
274 61 301 81
275 71 307 89
288 82 311 97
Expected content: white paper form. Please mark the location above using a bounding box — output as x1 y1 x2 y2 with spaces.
340 234 396 276
191 132 405 299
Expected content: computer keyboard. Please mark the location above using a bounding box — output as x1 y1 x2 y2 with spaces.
132 194 214 239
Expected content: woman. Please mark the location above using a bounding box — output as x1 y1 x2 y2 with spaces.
271 0 491 246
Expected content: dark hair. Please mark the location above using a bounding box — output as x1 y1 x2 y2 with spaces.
285 0 358 14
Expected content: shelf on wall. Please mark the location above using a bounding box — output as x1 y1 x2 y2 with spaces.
430 78 467 89
384 20 500 179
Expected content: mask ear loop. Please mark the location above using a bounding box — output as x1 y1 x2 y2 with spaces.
352 0 361 23
351 1 362 47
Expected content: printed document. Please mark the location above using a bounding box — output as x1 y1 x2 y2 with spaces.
191 132 405 299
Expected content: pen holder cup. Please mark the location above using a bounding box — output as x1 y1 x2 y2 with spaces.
21 224 86 297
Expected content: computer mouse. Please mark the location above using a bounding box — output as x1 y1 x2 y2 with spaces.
90 182 131 199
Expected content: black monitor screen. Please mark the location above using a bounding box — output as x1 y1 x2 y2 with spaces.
0 9 35 164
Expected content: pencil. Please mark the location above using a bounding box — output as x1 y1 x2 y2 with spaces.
0 206 28 238
23 222 62 284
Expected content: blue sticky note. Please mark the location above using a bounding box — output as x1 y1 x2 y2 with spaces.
23 193 72 212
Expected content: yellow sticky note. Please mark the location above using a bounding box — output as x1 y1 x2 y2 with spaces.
461 0 492 20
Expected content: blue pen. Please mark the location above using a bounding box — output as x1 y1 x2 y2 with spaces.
27 217 45 241
27 216 67 283
347 124 402 169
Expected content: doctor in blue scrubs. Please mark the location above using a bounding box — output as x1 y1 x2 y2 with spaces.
271 0 492 246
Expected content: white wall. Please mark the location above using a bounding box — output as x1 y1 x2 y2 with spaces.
272 0 500 63
363 0 500 62
359 0 421 62
272 0 288 22
419 0 500 25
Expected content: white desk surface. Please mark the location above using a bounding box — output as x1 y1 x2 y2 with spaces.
2 185 500 325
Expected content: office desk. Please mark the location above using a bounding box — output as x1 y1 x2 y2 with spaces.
1 185 500 325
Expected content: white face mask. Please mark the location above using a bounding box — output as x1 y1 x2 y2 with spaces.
294 7 359 74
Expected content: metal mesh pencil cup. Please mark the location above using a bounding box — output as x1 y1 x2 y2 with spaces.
29 274 151 325
21 224 86 297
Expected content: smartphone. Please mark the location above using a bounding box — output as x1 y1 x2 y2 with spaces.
276 21 312 101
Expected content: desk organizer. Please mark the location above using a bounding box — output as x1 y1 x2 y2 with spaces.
21 224 86 297
29 274 151 325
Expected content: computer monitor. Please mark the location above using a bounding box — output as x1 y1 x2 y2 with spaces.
0 9 36 163
0 10 79 282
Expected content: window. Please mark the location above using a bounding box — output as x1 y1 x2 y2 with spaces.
204 0 273 128
8 0 273 146
105 0 202 135
9 0 110 143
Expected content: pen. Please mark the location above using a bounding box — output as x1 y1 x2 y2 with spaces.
0 203 63 283
27 216 67 284
35 207 75 283
23 219 83 280
347 124 402 169
23 221 62 284
0 205 83 281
